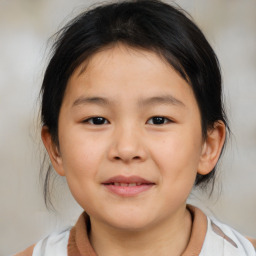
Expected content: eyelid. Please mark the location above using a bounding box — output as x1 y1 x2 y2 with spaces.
82 116 110 125
146 116 173 125
81 116 173 125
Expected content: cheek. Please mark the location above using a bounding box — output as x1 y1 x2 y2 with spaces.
58 131 106 188
59 134 104 210
152 129 202 180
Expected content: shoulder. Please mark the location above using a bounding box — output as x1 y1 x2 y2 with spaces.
13 228 71 256
13 245 35 256
247 237 256 248
200 216 256 256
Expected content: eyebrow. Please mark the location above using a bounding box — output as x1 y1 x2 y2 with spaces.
72 96 111 107
138 95 185 108
72 95 185 108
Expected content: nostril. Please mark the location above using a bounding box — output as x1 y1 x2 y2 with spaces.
113 155 140 161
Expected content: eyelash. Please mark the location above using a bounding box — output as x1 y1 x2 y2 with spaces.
147 116 172 125
83 117 109 125
83 116 173 125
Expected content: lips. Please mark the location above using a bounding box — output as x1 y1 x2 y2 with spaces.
103 175 154 185
102 175 155 197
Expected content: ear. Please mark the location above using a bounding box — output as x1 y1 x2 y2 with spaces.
198 121 226 175
41 126 65 176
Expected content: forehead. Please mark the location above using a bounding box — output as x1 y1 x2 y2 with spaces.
63 44 197 109
74 45 174 81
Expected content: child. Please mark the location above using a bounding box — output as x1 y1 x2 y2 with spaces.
15 0 255 255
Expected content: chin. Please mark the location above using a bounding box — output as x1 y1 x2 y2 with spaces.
104 210 156 232
110 220 152 232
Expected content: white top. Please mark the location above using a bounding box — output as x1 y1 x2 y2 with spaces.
31 217 255 256
200 217 255 255
32 228 70 256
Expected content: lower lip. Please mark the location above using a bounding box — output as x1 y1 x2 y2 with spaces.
103 184 154 197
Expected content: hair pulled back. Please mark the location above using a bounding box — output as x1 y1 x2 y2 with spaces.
41 0 229 206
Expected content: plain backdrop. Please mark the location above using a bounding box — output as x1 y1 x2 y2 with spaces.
0 0 256 255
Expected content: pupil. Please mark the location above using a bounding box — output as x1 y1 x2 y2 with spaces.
93 117 105 125
153 117 164 124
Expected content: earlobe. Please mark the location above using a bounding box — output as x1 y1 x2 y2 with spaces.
198 121 226 175
41 126 65 176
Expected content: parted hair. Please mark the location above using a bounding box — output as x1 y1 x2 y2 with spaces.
40 0 229 207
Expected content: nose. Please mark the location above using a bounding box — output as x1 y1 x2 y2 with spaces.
107 124 147 163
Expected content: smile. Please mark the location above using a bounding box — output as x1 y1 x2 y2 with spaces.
110 182 143 187
102 175 155 197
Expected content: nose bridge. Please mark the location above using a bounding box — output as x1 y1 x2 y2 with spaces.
109 121 146 162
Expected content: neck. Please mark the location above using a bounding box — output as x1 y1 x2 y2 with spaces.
89 207 192 256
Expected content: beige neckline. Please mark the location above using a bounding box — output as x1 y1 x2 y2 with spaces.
68 205 208 256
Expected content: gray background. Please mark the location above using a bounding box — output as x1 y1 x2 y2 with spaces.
0 0 256 255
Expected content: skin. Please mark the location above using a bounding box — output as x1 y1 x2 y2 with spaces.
42 44 226 256
247 237 256 248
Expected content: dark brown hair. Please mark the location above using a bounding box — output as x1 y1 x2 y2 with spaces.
41 0 229 207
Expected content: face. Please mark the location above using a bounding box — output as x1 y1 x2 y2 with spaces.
43 45 218 232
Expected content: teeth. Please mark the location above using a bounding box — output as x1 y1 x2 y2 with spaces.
112 182 143 186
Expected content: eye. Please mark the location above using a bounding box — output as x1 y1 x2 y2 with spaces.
83 117 109 125
147 116 172 125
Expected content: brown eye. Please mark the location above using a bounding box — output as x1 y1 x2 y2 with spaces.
84 117 109 125
147 116 170 125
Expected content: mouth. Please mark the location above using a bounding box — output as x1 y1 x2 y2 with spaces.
102 175 155 197
105 182 147 187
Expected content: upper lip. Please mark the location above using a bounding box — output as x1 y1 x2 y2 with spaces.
102 175 155 184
